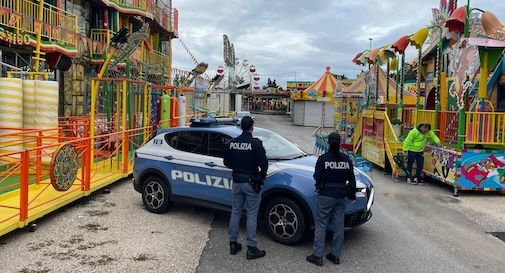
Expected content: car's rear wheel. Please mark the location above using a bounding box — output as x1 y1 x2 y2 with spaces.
142 176 172 213
264 197 306 245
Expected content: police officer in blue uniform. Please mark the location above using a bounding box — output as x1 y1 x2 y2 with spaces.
224 116 268 259
307 132 356 266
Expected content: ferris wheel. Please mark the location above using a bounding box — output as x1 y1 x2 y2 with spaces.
217 58 261 90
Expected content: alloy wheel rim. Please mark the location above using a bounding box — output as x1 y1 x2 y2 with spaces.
144 181 165 209
268 203 298 239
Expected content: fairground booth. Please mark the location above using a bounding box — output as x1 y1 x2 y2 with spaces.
290 66 337 127
346 1 505 195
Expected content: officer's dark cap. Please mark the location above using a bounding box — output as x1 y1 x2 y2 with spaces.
328 132 340 144
241 116 254 131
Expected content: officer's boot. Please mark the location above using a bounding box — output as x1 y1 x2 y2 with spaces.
306 254 323 266
230 241 242 255
246 246 266 260
326 253 340 264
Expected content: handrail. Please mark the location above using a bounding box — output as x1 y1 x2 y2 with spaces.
384 111 399 142
352 115 363 147
0 0 78 47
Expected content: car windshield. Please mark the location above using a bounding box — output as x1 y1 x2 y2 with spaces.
253 130 307 160
236 112 250 118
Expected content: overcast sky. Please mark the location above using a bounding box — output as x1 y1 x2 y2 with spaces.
172 0 505 87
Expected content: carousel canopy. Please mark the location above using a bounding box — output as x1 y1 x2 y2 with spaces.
342 65 416 105
299 66 337 101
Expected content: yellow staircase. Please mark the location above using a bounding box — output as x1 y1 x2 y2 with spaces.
353 115 363 153
353 110 406 177
384 112 405 178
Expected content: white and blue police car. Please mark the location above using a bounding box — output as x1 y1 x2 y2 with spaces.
133 118 374 245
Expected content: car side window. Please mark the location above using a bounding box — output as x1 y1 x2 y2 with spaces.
207 133 231 158
165 133 178 148
175 131 206 154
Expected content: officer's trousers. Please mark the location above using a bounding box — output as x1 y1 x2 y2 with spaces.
312 195 346 258
228 182 261 247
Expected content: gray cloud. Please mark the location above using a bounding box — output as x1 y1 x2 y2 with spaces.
172 0 505 87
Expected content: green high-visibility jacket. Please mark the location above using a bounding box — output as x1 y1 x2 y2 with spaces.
403 128 441 152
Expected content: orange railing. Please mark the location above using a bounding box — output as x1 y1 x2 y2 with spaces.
439 111 458 143
0 126 153 234
401 108 416 132
59 116 91 138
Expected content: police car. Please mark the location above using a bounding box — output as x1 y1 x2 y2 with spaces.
133 118 374 245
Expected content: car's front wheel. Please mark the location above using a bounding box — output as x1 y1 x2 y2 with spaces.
142 176 172 213
264 197 306 245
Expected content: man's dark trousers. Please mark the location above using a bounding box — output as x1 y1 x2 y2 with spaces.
406 151 424 179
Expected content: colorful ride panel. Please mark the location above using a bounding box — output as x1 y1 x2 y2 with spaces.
424 145 505 192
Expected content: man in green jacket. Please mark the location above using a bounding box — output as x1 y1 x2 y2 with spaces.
403 123 441 185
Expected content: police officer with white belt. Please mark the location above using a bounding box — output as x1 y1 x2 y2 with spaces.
224 116 268 260
307 132 356 266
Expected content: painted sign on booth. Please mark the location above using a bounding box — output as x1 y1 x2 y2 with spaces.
459 150 505 190
423 145 457 184
362 136 385 168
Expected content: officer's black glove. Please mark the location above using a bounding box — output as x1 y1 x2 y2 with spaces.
315 183 322 193
345 179 356 200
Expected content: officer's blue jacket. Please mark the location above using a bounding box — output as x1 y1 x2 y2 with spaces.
224 132 268 183
314 151 356 198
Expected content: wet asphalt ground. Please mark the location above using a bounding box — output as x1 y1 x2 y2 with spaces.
1 114 505 273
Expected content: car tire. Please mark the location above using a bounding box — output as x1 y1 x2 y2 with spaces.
141 176 172 213
264 197 306 245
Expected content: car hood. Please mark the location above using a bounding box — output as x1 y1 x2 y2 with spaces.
269 155 373 188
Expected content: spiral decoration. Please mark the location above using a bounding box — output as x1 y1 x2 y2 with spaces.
50 144 79 192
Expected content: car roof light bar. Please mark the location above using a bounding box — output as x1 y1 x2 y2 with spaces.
189 117 238 127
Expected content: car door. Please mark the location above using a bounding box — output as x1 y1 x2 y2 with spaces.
198 132 234 205
163 130 211 200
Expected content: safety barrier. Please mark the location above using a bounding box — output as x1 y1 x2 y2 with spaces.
465 112 505 145
0 126 152 236
439 111 458 143
59 117 90 139
401 108 416 131
417 110 436 128
0 0 78 47
144 49 171 75
114 0 147 10
90 29 116 57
